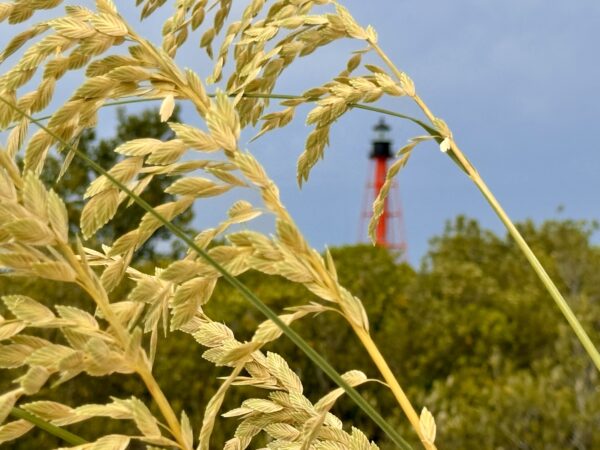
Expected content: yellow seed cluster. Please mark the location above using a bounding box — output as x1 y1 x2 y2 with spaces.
0 1 443 448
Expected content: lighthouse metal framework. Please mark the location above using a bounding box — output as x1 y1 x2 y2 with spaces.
360 119 407 255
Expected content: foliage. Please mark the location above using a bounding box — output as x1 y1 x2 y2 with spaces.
409 218 600 449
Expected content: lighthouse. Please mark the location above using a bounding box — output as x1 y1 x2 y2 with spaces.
360 119 407 255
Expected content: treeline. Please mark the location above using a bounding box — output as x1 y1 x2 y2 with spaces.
3 218 599 449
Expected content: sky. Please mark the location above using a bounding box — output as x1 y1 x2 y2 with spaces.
1 1 600 265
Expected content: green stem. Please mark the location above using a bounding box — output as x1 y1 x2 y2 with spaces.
0 98 412 450
466 155 600 371
4 94 435 136
368 39 600 373
9 407 87 446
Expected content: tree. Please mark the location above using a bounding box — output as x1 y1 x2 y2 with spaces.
404 217 600 449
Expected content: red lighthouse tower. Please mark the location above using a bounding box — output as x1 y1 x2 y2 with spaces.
360 119 407 255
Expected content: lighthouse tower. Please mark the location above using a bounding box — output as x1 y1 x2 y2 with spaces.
360 119 407 255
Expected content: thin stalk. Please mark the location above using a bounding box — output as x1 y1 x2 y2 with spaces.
467 157 600 371
10 407 88 445
368 40 600 372
0 97 412 450
198 363 245 450
136 366 189 448
4 95 435 136
353 326 436 450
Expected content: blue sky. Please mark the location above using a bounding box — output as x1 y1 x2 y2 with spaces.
258 0 600 264
2 1 599 265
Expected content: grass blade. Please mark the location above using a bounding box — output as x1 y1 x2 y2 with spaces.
367 38 600 372
9 407 87 446
4 94 435 137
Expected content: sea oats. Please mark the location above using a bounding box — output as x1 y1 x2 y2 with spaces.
0 1 463 448
200 0 232 58
159 93 176 121
161 0 213 57
420 407 436 446
0 419 33 444
136 0 169 20
169 123 219 151
80 188 119 239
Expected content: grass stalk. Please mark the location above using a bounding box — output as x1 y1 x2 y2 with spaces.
466 157 600 371
136 365 189 448
9 407 88 445
353 326 436 450
3 95 435 136
367 40 600 373
0 97 412 450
